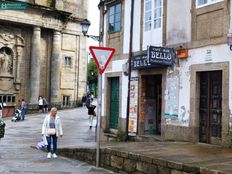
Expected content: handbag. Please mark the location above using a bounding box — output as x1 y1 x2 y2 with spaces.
47 128 56 135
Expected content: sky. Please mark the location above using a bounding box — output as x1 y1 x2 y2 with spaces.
87 0 100 48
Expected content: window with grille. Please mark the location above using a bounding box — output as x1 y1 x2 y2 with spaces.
108 3 121 33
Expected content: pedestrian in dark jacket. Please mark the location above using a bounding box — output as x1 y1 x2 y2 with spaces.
88 98 96 129
82 94 87 108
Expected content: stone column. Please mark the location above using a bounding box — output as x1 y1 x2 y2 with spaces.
50 31 61 103
30 27 41 104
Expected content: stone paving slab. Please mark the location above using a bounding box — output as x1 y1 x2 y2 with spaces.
0 107 114 174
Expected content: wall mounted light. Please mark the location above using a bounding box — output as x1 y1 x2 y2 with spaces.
81 19 101 41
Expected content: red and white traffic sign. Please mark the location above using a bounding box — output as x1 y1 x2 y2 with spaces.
89 46 115 74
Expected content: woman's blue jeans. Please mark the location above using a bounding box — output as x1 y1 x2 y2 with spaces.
46 135 57 154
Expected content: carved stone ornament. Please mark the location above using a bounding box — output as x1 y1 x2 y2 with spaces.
0 27 24 92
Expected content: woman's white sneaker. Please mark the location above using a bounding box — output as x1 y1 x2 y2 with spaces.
52 153 57 158
47 152 51 159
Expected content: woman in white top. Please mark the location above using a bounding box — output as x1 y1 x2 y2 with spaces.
42 107 63 159
38 96 43 113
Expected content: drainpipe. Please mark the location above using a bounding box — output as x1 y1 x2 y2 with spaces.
125 0 134 141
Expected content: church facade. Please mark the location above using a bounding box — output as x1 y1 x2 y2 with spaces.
0 0 88 116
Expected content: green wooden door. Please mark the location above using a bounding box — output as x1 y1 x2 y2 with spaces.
109 77 119 129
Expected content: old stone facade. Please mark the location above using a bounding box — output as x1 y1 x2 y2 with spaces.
0 0 88 116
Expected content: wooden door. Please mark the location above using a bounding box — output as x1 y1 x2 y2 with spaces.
109 77 119 129
199 71 222 143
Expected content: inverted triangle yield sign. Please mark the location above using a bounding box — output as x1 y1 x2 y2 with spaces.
89 46 115 74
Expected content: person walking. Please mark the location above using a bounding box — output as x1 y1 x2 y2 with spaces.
43 97 48 113
38 96 43 113
87 98 96 129
81 94 87 108
20 99 27 121
42 107 63 159
0 99 3 118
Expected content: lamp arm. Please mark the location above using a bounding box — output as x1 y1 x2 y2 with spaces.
86 34 101 41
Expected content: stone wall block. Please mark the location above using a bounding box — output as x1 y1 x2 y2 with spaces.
136 161 148 173
111 155 124 169
183 164 200 173
158 166 171 174
153 158 168 167
167 161 183 170
119 151 129 158
128 153 140 160
147 164 159 174
101 153 111 166
140 156 153 163
123 159 136 172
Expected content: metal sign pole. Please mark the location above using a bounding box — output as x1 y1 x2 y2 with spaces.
96 73 102 167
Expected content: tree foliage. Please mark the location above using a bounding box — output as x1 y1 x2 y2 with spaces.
87 59 98 84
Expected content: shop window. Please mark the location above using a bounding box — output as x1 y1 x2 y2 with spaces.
196 0 223 8
108 3 121 33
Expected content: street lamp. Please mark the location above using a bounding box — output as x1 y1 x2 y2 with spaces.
81 19 101 41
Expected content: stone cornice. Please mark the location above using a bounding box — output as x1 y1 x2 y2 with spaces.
0 0 85 32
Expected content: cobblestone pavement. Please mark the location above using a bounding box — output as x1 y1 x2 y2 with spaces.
0 107 114 174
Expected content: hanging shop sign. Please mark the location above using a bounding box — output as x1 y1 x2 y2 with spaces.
131 54 164 70
147 46 175 66
131 46 175 70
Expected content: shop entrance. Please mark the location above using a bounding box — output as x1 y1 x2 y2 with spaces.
199 71 222 143
141 75 162 135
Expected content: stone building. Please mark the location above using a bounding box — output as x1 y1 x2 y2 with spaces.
99 0 232 146
0 0 88 116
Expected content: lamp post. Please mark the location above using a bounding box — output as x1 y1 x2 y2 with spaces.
81 18 102 168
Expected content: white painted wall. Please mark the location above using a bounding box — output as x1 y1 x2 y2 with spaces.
132 0 141 52
102 59 128 118
123 0 141 54
123 0 131 54
176 44 232 127
166 0 191 45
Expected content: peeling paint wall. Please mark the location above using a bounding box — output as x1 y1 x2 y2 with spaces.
166 0 191 45
164 67 180 125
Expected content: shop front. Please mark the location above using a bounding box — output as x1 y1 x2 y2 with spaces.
128 46 175 137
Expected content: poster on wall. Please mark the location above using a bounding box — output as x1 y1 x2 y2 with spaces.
128 77 138 136
164 72 179 125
